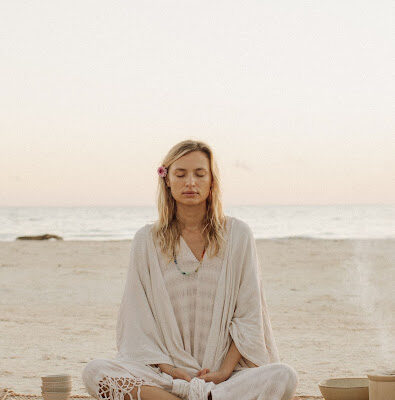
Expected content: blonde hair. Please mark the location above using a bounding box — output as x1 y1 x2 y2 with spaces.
152 139 227 263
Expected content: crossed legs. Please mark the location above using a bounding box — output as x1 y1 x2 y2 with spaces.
211 362 298 400
82 359 297 400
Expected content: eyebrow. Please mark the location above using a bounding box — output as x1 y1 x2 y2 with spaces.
174 168 207 171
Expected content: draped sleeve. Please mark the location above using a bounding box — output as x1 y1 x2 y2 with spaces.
228 223 280 366
115 225 174 366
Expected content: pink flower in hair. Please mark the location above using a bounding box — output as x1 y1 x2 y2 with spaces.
157 166 168 177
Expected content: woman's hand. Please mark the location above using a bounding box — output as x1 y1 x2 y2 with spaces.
196 369 229 384
170 367 193 382
196 368 210 377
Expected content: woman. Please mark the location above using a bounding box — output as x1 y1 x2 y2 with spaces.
82 140 298 400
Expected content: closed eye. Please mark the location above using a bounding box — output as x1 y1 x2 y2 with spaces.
176 174 205 177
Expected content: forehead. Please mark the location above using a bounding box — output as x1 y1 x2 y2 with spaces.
172 151 210 170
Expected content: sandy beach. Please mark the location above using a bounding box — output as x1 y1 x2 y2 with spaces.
0 237 393 397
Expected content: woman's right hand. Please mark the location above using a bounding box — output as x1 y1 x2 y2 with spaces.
170 367 193 382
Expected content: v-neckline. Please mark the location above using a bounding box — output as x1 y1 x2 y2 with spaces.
180 235 205 263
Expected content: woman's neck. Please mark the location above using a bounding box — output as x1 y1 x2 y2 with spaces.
176 204 206 231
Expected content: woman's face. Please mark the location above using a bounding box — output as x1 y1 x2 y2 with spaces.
166 151 212 206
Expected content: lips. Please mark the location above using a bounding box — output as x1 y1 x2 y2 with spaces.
183 192 197 194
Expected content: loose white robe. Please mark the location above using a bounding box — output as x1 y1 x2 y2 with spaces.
156 229 225 368
115 215 280 377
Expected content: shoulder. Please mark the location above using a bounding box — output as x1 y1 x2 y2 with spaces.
229 216 254 238
132 223 152 243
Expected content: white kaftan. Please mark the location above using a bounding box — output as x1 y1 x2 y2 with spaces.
157 227 226 368
81 216 299 400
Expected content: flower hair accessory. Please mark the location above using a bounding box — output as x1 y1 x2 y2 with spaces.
157 165 168 177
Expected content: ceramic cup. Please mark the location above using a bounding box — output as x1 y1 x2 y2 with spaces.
41 374 72 400
367 369 395 400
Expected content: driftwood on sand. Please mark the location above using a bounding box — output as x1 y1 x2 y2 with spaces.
16 234 63 240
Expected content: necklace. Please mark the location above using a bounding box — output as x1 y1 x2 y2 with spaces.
173 243 206 275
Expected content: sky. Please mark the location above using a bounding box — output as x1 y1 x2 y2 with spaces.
1 0 394 206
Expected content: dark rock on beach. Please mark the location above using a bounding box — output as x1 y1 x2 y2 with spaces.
16 234 63 240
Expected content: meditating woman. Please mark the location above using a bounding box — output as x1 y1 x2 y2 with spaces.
81 139 298 400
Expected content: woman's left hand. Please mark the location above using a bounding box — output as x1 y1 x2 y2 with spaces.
196 369 229 384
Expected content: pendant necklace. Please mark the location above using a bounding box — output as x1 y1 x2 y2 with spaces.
173 242 206 275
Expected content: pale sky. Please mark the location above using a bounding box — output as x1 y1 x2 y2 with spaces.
1 0 394 206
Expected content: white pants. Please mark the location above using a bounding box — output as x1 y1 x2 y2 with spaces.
81 358 298 400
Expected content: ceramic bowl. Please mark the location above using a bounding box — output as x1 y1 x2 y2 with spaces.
41 385 72 392
318 377 369 400
42 381 72 387
42 392 71 400
42 375 71 382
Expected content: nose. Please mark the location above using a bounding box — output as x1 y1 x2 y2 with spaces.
185 173 196 186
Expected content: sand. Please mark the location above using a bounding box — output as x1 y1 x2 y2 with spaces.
0 238 394 397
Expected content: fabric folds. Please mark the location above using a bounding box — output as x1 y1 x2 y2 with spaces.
115 216 280 377
228 225 280 367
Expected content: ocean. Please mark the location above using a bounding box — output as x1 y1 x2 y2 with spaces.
0 204 393 241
